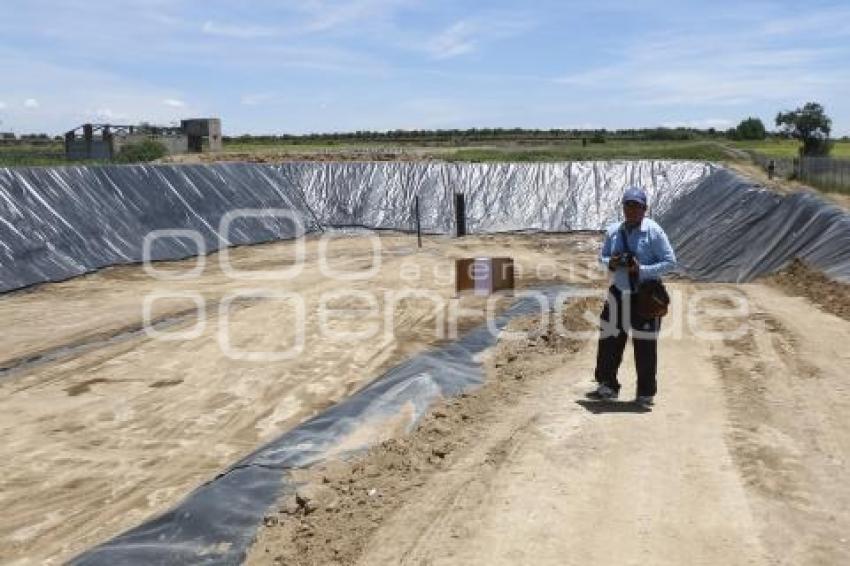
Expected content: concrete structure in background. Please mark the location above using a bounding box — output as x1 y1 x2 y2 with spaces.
64 118 222 160
181 118 222 152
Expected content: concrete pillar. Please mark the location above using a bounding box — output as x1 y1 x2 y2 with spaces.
83 124 93 159
64 131 74 160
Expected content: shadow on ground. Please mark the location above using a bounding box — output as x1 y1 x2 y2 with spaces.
575 400 652 414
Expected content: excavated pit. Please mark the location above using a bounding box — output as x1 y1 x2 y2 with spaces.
1 160 848 564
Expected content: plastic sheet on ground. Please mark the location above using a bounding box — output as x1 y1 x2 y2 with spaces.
660 168 850 283
69 286 572 565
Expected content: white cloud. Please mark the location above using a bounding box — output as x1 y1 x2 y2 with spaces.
427 21 476 59
201 20 276 39
24 98 39 108
162 98 186 108
89 107 129 121
555 31 850 108
425 13 534 60
200 1 413 41
0 101 6 110
208 45 387 74
759 7 850 37
298 0 411 33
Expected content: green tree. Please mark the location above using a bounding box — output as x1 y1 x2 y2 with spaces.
734 117 766 140
775 102 832 156
113 139 167 163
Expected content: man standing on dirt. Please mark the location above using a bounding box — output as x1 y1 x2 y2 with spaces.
589 187 676 406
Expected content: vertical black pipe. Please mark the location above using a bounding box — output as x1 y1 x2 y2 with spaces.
454 192 466 237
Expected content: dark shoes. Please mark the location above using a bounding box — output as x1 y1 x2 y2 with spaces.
635 395 655 407
586 384 619 400
587 384 655 407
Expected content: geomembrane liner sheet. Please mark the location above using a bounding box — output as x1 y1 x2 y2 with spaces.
660 168 850 282
2 161 847 292
0 164 319 293
69 287 572 565
0 161 710 293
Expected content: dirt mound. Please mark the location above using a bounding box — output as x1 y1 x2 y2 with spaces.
765 259 850 321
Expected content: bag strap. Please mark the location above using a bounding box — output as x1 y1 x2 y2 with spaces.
619 223 637 292
619 223 632 254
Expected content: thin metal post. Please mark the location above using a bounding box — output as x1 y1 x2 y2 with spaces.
415 195 422 248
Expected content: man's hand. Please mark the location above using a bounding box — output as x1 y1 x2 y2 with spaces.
628 256 640 275
608 253 621 271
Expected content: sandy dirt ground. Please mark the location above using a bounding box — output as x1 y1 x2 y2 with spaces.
250 276 850 565
0 233 602 565
766 259 850 321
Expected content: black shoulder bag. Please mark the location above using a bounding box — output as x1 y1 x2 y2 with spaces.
619 225 670 318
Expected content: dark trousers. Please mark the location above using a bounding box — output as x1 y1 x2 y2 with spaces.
594 285 661 397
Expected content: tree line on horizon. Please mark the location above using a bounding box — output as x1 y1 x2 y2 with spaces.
223 102 839 156
5 103 841 157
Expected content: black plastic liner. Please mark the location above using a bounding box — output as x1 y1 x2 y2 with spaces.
0 164 319 292
2 161 847 292
279 160 711 234
70 287 571 565
661 168 850 282
0 161 710 293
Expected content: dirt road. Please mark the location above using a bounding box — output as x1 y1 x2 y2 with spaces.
251 280 850 565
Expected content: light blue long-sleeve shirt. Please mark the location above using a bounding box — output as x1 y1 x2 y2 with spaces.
599 218 677 293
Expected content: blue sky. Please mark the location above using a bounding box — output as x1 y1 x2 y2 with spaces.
1 0 848 135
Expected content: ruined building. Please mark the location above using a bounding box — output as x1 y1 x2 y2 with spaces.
64 118 222 160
